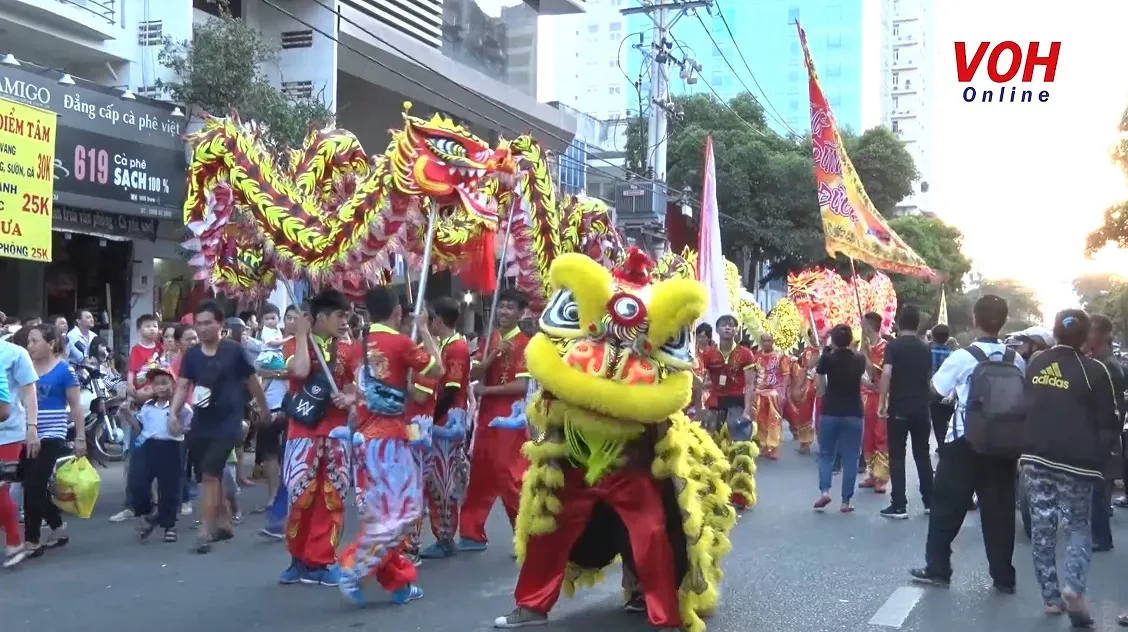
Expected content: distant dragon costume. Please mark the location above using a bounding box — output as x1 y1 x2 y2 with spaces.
504 249 738 632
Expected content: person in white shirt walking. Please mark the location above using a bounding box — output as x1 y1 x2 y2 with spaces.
130 367 192 543
909 295 1025 593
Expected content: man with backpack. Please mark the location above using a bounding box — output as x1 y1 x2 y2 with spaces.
909 294 1025 594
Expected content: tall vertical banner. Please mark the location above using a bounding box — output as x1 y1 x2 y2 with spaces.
796 23 934 279
696 135 731 328
0 97 56 262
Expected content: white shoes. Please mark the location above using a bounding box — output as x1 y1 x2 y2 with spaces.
109 508 135 523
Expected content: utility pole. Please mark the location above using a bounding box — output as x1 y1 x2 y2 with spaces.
622 0 710 224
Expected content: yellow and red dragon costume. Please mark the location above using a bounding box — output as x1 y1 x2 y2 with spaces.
505 248 738 632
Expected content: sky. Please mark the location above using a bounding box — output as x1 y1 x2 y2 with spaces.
930 0 1128 319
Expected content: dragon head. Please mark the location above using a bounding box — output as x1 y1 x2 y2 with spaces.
526 248 706 428
391 102 516 226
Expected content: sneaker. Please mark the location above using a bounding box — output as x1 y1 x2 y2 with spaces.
391 584 424 604
2 543 42 568
457 537 488 552
993 583 1016 595
880 506 909 520
180 504 193 516
231 513 244 526
300 566 329 585
109 508 135 523
259 525 285 541
340 584 366 607
279 560 305 585
493 607 548 628
908 567 950 586
319 565 342 587
420 541 456 559
623 593 646 613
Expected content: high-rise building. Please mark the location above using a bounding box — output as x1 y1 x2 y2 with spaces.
885 0 931 214
538 0 634 120
627 0 874 135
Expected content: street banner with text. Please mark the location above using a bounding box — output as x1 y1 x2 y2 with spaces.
0 96 56 262
796 23 934 279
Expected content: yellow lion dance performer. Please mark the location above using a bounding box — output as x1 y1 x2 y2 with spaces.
491 248 736 632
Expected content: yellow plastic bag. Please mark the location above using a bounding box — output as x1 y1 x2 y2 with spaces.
52 456 101 519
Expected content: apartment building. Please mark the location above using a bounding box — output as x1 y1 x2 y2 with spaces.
886 0 931 214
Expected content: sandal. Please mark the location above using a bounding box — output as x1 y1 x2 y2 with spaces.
137 520 158 542
1063 590 1094 629
213 527 235 543
163 528 178 543
1117 612 1128 626
1044 603 1065 616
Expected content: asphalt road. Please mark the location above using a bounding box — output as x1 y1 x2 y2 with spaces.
5 442 1128 632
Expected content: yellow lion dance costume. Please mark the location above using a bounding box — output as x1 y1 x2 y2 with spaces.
492 248 737 632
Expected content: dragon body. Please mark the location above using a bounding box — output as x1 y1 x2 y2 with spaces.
181 103 515 297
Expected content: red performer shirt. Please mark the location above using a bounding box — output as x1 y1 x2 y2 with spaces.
283 334 361 439
438 334 471 424
700 343 756 408
357 323 436 441
406 374 439 421
474 327 531 423
863 339 887 394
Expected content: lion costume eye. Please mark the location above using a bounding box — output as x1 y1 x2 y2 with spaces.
540 288 582 337
653 326 693 369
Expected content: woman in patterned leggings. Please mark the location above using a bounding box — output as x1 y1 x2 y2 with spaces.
1020 310 1120 629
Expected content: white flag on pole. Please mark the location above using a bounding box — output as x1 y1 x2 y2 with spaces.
696 136 731 331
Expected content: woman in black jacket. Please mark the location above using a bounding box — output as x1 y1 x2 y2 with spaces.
1020 310 1120 628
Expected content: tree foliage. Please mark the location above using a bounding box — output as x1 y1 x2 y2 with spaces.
949 278 1043 334
156 0 333 149
885 214 972 323
1084 104 1128 256
1074 272 1128 342
845 127 919 218
658 92 920 279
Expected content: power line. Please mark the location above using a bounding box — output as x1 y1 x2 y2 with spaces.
691 8 798 136
710 1 795 135
257 0 692 203
252 0 762 236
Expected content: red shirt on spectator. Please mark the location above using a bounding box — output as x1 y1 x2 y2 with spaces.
357 323 435 441
283 334 361 439
128 342 163 390
700 343 756 408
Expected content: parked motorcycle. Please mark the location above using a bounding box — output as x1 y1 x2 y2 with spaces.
71 360 127 465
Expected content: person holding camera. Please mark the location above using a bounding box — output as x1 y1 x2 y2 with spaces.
813 324 867 513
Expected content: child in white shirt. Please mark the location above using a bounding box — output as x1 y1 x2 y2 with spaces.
130 367 192 543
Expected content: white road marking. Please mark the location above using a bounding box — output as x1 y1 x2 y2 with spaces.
867 586 926 628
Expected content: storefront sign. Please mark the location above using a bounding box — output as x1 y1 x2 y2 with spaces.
53 206 158 241
53 127 184 219
0 97 57 262
0 64 185 221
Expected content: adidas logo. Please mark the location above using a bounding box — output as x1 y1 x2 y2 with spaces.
1031 362 1069 389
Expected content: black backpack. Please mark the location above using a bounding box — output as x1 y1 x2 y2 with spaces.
962 346 1026 457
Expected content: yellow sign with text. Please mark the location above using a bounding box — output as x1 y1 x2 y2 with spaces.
0 97 56 262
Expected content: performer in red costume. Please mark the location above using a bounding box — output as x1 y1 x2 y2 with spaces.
786 343 819 453
402 372 438 564
752 332 791 460
458 288 531 552
278 289 360 587
420 298 472 559
859 312 889 493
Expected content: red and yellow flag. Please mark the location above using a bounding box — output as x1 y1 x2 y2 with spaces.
796 22 934 279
